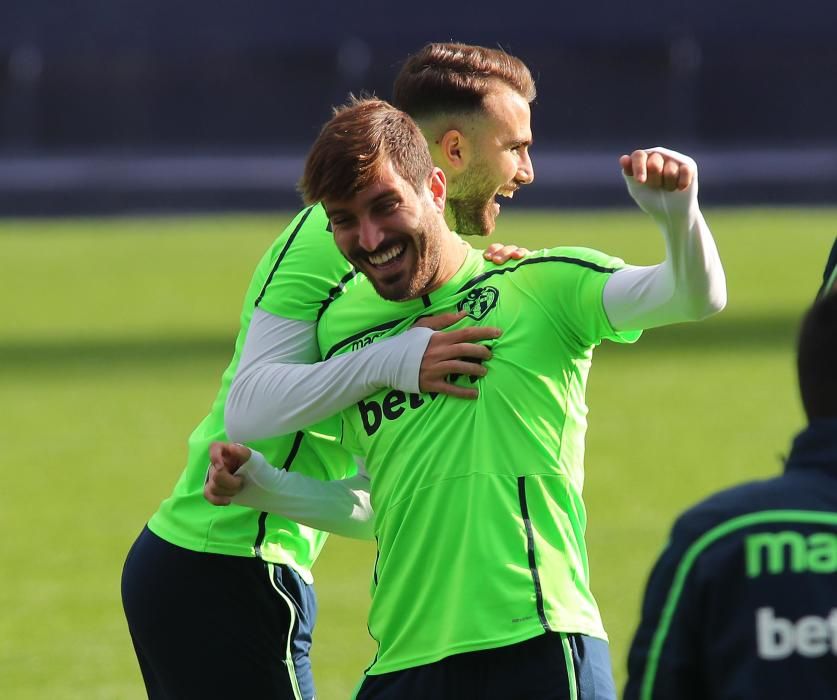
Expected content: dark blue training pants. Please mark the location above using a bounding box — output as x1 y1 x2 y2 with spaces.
355 631 616 700
121 526 317 699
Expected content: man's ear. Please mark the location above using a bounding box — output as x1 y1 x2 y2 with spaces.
428 167 446 212
438 129 469 173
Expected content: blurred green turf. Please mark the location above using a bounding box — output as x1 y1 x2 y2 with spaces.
1 208 834 699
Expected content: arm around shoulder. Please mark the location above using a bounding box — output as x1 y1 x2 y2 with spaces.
224 308 433 441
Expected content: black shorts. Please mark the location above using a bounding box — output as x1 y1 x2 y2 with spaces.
355 632 616 700
121 526 317 699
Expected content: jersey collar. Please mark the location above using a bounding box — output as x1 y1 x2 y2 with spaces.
786 418 837 475
417 237 483 308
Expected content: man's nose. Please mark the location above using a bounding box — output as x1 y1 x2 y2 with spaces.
518 150 534 185
358 217 385 252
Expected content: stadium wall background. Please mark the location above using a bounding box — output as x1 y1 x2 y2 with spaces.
1 0 835 214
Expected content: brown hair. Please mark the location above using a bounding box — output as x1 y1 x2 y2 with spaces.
299 97 434 205
797 292 837 420
392 42 536 118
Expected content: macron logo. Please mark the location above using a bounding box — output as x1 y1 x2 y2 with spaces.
756 607 837 660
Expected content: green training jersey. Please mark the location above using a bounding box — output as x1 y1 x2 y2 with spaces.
317 241 641 673
148 204 357 583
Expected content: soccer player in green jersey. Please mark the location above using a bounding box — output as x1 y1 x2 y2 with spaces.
121 44 537 700
206 100 726 698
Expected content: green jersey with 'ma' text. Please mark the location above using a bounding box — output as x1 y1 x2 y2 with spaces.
318 242 641 673
148 204 357 583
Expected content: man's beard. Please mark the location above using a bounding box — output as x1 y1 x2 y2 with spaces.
367 211 444 302
446 196 494 237
447 162 497 237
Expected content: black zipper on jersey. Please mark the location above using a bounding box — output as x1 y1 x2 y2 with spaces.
518 476 550 631
253 431 305 558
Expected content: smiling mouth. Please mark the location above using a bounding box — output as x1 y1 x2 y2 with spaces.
367 243 406 268
493 187 518 214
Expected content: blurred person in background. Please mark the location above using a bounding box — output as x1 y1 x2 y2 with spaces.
624 242 837 700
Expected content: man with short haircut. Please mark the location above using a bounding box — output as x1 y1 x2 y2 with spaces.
391 42 536 238
122 43 538 700
624 260 837 700
209 98 725 698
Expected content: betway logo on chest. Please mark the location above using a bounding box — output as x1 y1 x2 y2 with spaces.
757 607 837 659
358 390 437 436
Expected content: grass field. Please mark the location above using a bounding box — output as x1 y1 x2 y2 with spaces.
1 207 834 699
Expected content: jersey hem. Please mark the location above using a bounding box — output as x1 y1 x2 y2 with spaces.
146 519 315 584
365 622 608 675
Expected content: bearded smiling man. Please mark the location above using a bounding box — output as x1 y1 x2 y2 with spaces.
205 98 726 699
391 51 534 238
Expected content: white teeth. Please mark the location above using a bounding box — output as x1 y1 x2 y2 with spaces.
368 244 405 266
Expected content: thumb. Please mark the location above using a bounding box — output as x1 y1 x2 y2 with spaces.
210 442 251 473
413 310 467 331
209 442 231 470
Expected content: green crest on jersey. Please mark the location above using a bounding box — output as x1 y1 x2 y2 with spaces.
457 285 499 319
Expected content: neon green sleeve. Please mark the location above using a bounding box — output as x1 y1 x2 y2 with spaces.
253 203 356 322
524 246 642 346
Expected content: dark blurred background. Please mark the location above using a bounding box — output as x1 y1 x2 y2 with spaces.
2 0 836 214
